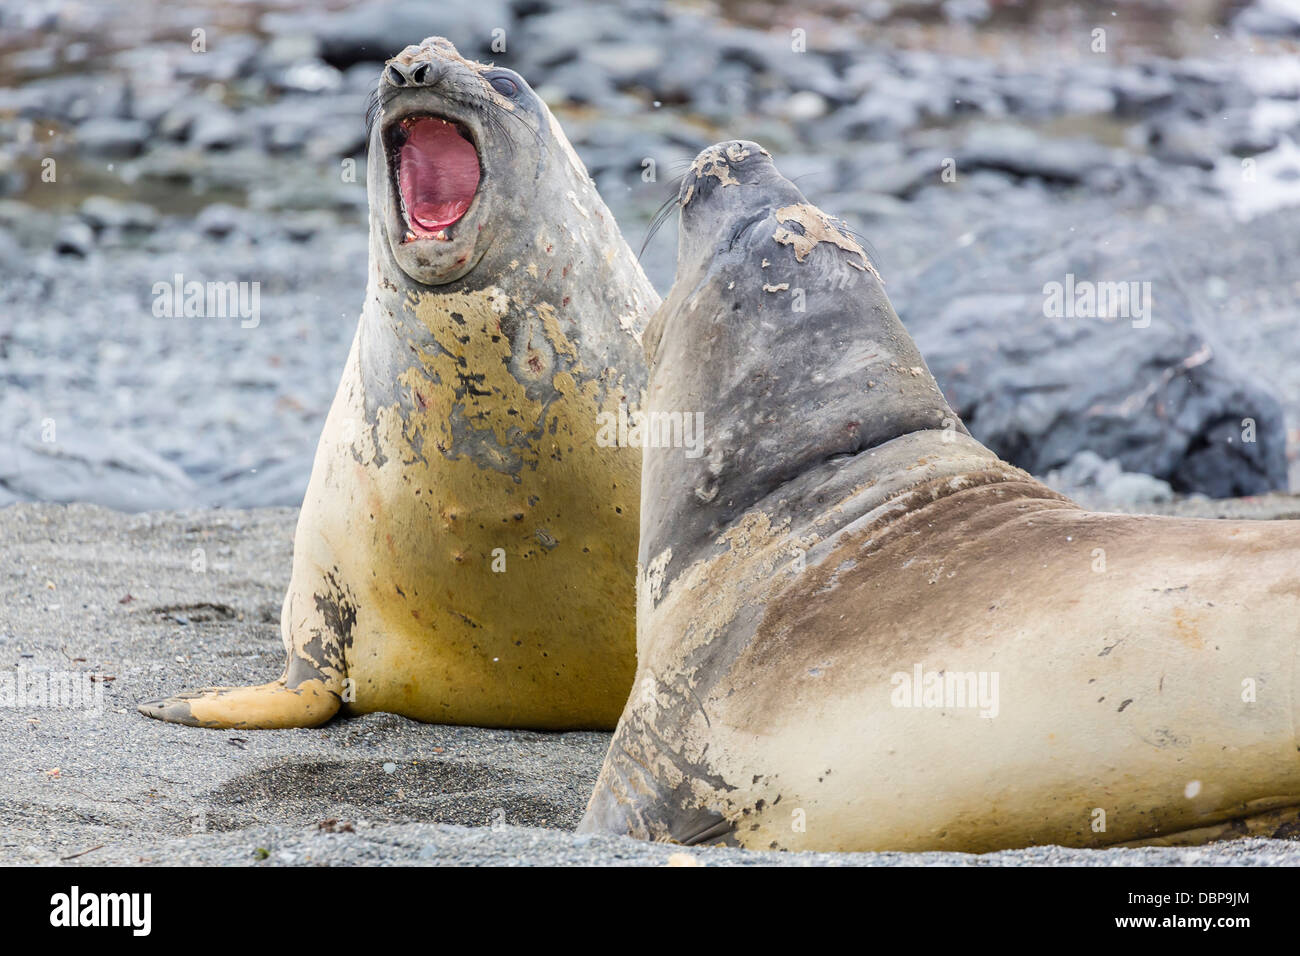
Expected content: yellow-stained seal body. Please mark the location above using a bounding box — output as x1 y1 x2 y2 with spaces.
580 141 1300 851
140 38 657 730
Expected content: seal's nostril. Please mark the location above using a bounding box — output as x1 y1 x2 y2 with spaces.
385 64 407 87
411 63 430 85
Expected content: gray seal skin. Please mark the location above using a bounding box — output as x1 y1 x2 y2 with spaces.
139 37 658 730
579 141 1300 852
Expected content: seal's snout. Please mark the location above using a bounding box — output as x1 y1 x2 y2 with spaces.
384 37 455 89
384 36 459 90
384 56 448 89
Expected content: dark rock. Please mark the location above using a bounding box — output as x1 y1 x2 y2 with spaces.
0 228 22 268
263 0 515 70
512 2 664 73
205 457 312 509
1143 117 1220 170
1234 0 1300 37
832 77 929 138
1109 66 1178 118
130 88 190 127
17 75 130 124
174 34 262 82
0 199 55 249
958 125 1120 185
269 59 344 95
75 118 150 158
896 220 1290 498
194 203 246 239
839 145 942 198
530 58 619 109
0 427 198 512
53 218 94 257
78 196 159 233
914 290 1285 496
1044 451 1174 507
156 99 214 141
302 122 367 160
190 106 250 151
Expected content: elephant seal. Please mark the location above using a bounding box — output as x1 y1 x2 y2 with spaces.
140 37 657 730
579 141 1300 852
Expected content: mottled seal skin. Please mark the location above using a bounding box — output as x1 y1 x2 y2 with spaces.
140 38 658 730
579 141 1300 852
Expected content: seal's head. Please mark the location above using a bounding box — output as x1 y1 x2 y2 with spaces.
639 140 965 571
644 140 884 362
672 141 797 259
367 37 548 286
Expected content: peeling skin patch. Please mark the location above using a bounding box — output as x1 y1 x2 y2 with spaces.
686 142 758 195
618 311 643 345
483 286 510 316
1172 607 1204 650
762 283 789 293
566 190 591 219
535 301 580 363
772 203 884 286
642 547 673 606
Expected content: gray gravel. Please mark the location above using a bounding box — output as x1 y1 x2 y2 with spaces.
5 500 1300 866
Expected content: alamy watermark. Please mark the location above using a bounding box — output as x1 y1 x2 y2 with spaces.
890 663 999 718
596 403 705 458
152 273 261 328
0 668 105 713
50 886 151 936
1042 273 1151 328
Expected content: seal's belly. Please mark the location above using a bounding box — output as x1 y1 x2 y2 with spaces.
297 292 640 729
337 481 636 728
603 501 1300 849
708 509 1300 851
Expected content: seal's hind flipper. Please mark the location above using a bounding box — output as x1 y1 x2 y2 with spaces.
138 678 340 729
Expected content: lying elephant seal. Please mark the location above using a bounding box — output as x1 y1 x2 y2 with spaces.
140 38 657 730
579 141 1300 852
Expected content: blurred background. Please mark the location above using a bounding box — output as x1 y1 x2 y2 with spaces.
1 0 1299 513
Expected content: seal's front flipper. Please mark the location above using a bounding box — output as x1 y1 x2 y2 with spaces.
138 677 340 729
140 549 352 729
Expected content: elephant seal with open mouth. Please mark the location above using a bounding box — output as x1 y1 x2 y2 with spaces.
141 37 657 730
579 141 1300 852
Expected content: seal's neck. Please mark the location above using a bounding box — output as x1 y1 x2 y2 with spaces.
640 204 969 577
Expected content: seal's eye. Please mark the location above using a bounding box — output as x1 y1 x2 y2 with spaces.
489 75 519 98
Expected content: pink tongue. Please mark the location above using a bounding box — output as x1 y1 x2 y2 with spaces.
399 119 479 234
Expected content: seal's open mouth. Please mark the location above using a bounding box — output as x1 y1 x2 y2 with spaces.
389 116 480 241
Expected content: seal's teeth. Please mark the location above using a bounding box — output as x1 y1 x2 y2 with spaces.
435 230 446 240
404 231 417 243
